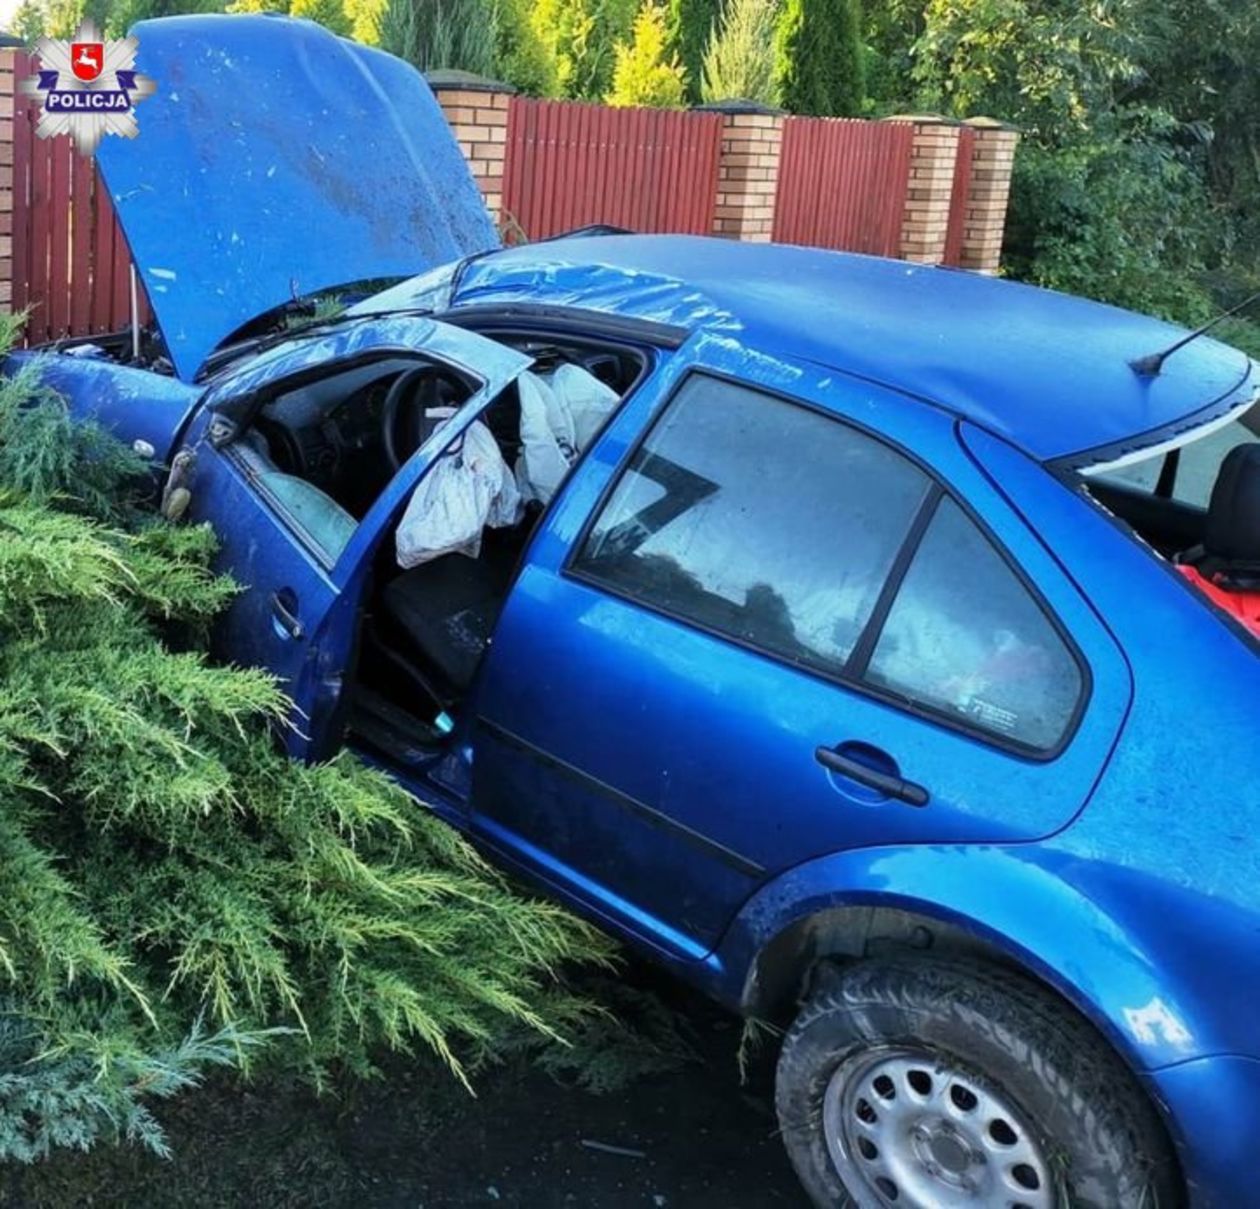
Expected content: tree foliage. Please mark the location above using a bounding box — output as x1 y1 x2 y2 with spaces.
898 0 1260 351
527 0 638 99
774 0 865 116
666 0 720 102
606 0 686 107
495 0 561 95
699 0 776 105
0 321 614 1161
379 0 500 75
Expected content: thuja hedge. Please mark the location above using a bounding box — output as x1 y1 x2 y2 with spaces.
0 324 614 1161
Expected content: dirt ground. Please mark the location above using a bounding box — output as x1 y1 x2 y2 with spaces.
2 973 805 1209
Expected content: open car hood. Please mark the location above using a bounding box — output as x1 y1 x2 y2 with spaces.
95 14 499 382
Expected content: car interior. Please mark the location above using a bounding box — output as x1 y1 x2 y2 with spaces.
232 327 649 760
1079 401 1260 587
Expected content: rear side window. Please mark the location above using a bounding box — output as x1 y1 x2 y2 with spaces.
572 375 930 677
865 498 1082 750
573 373 1084 753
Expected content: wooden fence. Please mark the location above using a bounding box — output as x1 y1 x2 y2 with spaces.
772 117 915 258
5 48 1017 346
10 50 143 344
943 124 976 268
503 98 723 241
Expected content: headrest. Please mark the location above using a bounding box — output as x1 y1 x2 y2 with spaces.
1205 442 1260 565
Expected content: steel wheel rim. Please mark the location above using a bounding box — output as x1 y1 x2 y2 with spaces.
821 1045 1056 1209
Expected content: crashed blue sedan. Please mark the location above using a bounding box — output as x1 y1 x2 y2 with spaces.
15 14 1260 1209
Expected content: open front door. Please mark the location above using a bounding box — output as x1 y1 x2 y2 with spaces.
177 317 530 760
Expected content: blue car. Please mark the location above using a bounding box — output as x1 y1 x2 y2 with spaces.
18 15 1260 1209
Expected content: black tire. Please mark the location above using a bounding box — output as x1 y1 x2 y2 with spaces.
774 955 1181 1209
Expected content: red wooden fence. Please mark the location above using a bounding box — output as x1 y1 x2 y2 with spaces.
503 98 723 241
772 117 914 257
11 50 144 344
943 124 976 268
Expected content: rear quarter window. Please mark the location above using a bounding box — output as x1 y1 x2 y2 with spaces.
865 498 1084 751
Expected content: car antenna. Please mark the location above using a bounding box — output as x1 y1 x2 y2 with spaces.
1130 288 1260 377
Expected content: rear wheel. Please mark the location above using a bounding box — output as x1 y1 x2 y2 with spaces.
774 956 1180 1208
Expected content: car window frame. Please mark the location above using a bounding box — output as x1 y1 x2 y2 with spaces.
563 368 1092 762
213 349 487 574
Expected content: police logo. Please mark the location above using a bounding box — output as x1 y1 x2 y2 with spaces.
20 20 156 156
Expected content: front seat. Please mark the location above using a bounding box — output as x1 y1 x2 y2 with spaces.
381 554 504 698
1182 442 1260 587
234 436 358 562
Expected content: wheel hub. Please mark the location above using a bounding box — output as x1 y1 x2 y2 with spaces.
821 1047 1055 1208
916 1123 972 1177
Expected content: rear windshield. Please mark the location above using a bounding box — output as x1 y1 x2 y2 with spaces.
1080 400 1260 509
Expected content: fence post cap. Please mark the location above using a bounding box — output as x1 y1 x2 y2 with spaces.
693 98 785 116
424 69 517 95
882 112 962 126
962 115 1021 133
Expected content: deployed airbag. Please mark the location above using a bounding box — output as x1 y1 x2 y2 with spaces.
396 421 520 568
516 363 618 504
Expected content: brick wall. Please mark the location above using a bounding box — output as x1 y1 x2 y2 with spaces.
699 102 784 244
427 70 513 228
959 117 1021 274
889 115 963 265
0 47 14 310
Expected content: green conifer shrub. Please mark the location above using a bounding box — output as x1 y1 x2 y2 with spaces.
774 0 864 116
699 0 776 105
665 0 721 103
0 320 614 1161
606 0 686 107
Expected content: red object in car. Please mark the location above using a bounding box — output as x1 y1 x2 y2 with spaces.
1177 564 1260 637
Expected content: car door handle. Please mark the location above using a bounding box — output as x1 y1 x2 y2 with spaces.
814 746 930 807
270 590 305 639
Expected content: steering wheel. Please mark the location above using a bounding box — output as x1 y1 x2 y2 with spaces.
381 367 450 472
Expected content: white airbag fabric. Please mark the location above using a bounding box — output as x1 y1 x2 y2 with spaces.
395 421 520 568
516 364 618 504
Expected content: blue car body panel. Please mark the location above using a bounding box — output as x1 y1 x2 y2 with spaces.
468 330 1133 953
1150 1057 1260 1208
5 348 202 463
97 14 498 381
433 235 1254 462
14 22 1260 1199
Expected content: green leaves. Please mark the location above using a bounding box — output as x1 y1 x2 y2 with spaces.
0 352 612 1163
606 0 688 107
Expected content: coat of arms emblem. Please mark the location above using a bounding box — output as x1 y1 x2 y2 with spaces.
70 42 105 82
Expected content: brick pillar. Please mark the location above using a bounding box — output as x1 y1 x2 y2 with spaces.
426 69 515 229
887 115 961 265
696 100 785 243
958 117 1020 275
0 41 17 312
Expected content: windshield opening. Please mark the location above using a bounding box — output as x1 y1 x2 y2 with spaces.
1079 400 1260 519
1077 399 1260 641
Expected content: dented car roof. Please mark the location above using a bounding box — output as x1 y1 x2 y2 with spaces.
96 14 498 382
438 235 1258 463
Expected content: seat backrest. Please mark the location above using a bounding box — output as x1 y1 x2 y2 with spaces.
1206 444 1260 561
1190 442 1260 588
234 435 358 562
